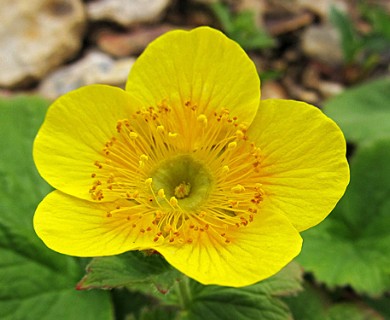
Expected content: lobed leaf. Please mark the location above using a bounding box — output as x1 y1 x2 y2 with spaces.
0 96 113 320
179 262 303 320
298 139 390 296
78 251 181 293
323 77 390 144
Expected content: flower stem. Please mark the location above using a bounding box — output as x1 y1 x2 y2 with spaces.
176 276 192 310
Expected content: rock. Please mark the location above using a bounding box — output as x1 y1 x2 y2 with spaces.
261 81 288 100
267 12 314 36
96 25 178 57
318 80 345 98
0 0 86 88
296 0 348 20
302 24 344 65
87 0 171 27
283 77 320 105
39 51 135 100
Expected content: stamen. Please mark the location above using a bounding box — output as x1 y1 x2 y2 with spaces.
197 114 208 126
89 96 265 246
145 178 153 186
169 196 178 207
157 188 165 198
222 165 230 174
130 132 138 140
231 184 245 193
228 141 237 150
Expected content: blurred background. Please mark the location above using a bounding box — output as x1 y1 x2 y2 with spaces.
1 0 390 319
1 0 389 99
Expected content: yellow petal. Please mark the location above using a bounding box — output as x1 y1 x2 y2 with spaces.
34 191 157 256
34 85 140 201
157 206 302 287
126 27 260 126
248 99 350 231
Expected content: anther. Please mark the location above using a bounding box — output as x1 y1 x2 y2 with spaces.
156 125 165 133
231 184 245 193
145 178 153 187
130 132 138 140
158 189 165 198
94 161 103 169
228 142 237 150
155 211 163 219
197 114 208 126
140 154 148 162
236 130 245 140
116 121 122 132
238 124 248 131
199 211 206 218
169 196 178 207
168 132 178 138
222 165 230 174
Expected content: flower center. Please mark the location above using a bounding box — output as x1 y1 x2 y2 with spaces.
174 182 191 199
89 100 264 244
151 154 213 210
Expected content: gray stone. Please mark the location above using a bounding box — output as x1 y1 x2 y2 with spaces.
0 0 86 88
96 25 177 57
318 80 345 98
39 51 135 100
261 81 288 100
302 24 344 65
87 0 171 27
297 0 347 20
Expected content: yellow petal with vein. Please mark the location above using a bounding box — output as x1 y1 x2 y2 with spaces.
248 99 349 231
157 206 302 287
34 191 156 256
34 85 140 201
126 27 260 126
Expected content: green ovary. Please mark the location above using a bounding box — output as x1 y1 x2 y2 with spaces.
151 155 214 210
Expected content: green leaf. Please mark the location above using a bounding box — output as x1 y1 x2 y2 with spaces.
283 283 329 320
330 6 362 62
360 3 390 40
327 303 382 320
138 306 180 320
210 2 275 50
364 296 390 319
0 96 113 320
284 283 382 320
179 262 303 320
111 289 163 320
324 77 390 144
78 251 181 293
297 139 390 296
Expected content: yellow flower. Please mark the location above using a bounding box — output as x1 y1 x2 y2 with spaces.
33 27 349 287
